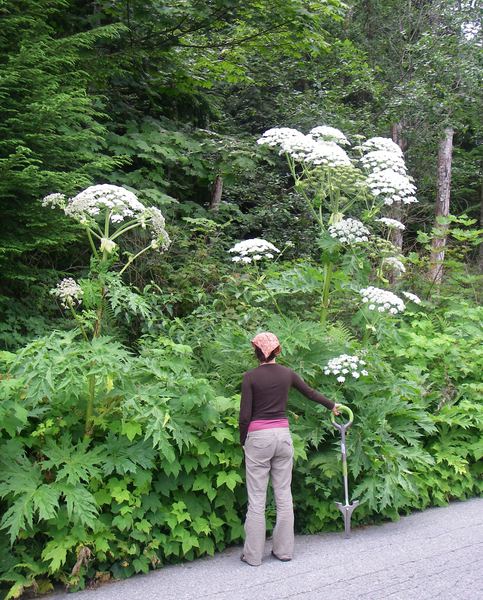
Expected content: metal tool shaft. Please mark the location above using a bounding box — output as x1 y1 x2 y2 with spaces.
331 405 360 538
340 428 349 505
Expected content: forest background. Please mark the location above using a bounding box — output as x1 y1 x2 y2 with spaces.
0 0 482 598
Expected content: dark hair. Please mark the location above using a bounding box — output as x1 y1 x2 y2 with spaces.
255 346 280 363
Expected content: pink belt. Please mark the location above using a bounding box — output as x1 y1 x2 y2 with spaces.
248 418 289 432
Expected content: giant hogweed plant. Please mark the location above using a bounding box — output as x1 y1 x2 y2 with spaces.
42 185 170 436
0 255 480 598
252 127 420 329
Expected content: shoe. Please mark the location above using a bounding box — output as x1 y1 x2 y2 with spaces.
271 550 291 562
240 553 260 567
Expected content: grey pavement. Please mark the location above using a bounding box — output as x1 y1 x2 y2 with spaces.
50 498 483 600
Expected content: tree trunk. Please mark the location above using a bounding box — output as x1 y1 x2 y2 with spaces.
388 122 408 252
428 127 454 285
209 175 223 211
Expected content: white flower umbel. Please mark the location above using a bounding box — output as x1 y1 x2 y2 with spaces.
50 277 83 309
309 126 350 146
257 127 303 147
359 286 406 314
142 206 171 250
257 127 351 167
323 354 369 382
328 218 370 244
228 238 280 264
402 291 422 305
305 140 352 168
376 217 406 231
382 256 406 274
361 137 404 156
367 169 417 206
43 185 171 277
278 133 319 161
361 150 407 175
42 193 66 209
65 184 145 223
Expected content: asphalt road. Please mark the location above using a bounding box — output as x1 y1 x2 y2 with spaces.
49 497 483 600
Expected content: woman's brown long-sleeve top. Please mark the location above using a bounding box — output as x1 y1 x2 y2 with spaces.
239 363 335 445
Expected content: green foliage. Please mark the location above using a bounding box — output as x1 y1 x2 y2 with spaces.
0 1 125 290
0 334 246 595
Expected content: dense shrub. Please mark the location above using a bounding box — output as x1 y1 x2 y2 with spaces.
0 336 245 596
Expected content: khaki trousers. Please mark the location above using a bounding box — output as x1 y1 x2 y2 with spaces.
242 427 294 565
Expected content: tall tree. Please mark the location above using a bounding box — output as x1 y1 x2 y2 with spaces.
429 127 454 284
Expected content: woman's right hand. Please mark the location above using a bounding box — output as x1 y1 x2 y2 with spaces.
332 403 342 416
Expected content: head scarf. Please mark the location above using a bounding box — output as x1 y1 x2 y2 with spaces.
251 332 280 359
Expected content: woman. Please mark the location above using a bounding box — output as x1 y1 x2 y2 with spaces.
239 331 340 566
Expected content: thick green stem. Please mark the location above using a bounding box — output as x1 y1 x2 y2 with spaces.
327 170 335 213
320 261 333 325
92 287 106 338
104 210 111 238
287 155 322 226
85 374 96 438
110 220 141 241
85 228 99 257
294 177 322 225
89 228 103 240
100 211 112 264
342 198 357 213
264 286 284 316
272 296 283 317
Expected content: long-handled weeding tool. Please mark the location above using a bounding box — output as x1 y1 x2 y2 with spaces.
331 405 359 538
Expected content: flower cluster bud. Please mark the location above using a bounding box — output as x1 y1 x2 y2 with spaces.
402 291 422 304
50 278 83 309
375 217 406 230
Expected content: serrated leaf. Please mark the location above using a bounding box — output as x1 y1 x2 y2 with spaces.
212 429 234 443
62 484 98 527
191 516 211 535
132 556 150 573
102 433 155 475
41 537 76 573
32 485 60 521
192 474 216 501
181 535 199 554
42 436 103 485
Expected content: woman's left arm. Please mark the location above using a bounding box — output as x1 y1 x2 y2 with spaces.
291 371 336 410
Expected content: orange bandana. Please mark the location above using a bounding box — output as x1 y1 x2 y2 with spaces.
251 332 280 359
